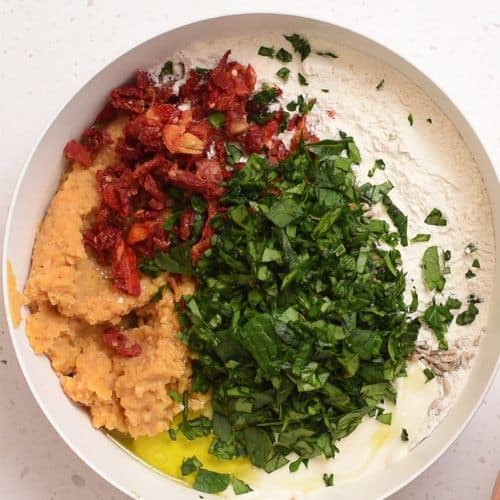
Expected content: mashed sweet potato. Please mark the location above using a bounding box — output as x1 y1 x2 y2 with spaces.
24 117 206 437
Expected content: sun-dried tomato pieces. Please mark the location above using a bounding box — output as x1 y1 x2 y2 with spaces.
112 237 141 296
83 126 113 152
191 201 221 264
179 207 195 241
103 327 142 357
63 140 92 167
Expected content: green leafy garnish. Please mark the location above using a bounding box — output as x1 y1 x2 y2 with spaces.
284 33 311 61
465 270 476 279
425 208 447 226
181 456 202 476
226 144 243 166
317 51 338 59
321 88 330 93
207 111 226 129
409 288 419 313
411 234 431 243
139 243 194 277
456 303 479 325
193 469 230 494
286 95 316 114
423 368 435 382
401 428 409 441
150 285 166 303
422 246 445 292
258 46 275 58
423 298 453 349
383 196 408 246
194 66 208 75
276 48 293 62
472 258 480 268
427 117 433 124
376 412 392 425
323 473 334 487
465 243 478 254
298 73 309 86
167 390 182 402
230 476 253 495
408 113 414 126
376 79 385 91
368 158 386 177
276 67 290 82
160 60 173 76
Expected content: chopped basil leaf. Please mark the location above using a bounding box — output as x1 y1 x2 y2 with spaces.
289 457 309 472
323 473 334 487
445 296 462 309
258 46 275 58
383 195 408 246
321 88 330 93
317 50 338 59
465 242 478 254
226 144 243 165
423 298 453 349
465 269 476 279
411 233 431 243
408 113 414 126
181 456 202 476
401 428 409 441
207 111 226 129
193 469 230 494
376 412 392 425
276 48 293 62
139 242 194 277
276 67 290 82
298 72 308 86
422 246 445 292
423 368 435 382
376 79 385 91
456 303 479 325
160 60 173 76
368 158 386 177
472 258 480 268
425 208 447 226
286 95 316 114
230 476 253 495
180 415 212 440
427 117 433 124
284 33 311 61
409 288 419 313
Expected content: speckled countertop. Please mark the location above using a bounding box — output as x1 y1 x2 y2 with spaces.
0 1 499 499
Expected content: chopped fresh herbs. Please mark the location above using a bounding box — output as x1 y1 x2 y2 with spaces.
286 95 316 114
465 243 478 254
248 85 280 125
150 285 166 303
368 158 386 177
230 477 253 495
323 473 334 487
276 48 293 62
423 299 454 349
422 246 445 292
181 456 202 476
193 469 231 494
167 390 182 402
456 303 479 325
195 66 208 75
321 88 330 93
383 195 408 246
376 412 392 425
427 117 433 124
423 368 435 382
411 234 431 243
258 46 275 58
207 111 226 129
276 67 290 82
140 243 194 277
226 144 243 166
376 79 385 91
177 135 423 473
472 258 480 268
401 428 409 441
465 270 476 279
160 60 174 76
317 51 338 59
408 113 414 126
443 250 452 261
409 288 419 313
284 33 311 61
425 208 447 226
298 72 309 86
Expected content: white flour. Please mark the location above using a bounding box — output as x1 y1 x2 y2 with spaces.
149 32 495 496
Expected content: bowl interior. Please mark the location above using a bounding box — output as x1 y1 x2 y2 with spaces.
3 13 500 500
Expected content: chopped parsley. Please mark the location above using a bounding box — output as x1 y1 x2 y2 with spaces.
284 33 311 61
193 469 230 494
408 113 414 126
160 60 174 76
181 456 202 476
321 88 330 93
317 51 338 59
411 234 431 243
465 243 478 254
230 477 253 495
401 428 409 441
207 111 226 129
323 473 334 487
422 246 446 292
427 117 433 124
226 144 243 166
376 79 385 91
443 250 452 261
472 258 480 268
286 95 316 114
423 368 435 382
258 46 275 58
376 412 392 425
456 303 479 325
276 48 293 62
465 269 476 279
276 67 290 82
368 158 386 177
298 72 309 86
425 208 447 226
194 66 208 75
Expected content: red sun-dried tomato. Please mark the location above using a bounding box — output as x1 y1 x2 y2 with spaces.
112 236 141 296
191 201 222 264
103 327 142 357
63 139 92 167
83 126 113 152
179 207 195 241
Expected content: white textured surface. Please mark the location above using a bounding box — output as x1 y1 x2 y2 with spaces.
0 1 498 499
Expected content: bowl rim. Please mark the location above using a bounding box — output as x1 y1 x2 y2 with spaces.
3 11 499 500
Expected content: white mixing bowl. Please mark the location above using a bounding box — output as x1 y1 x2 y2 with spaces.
2 13 499 500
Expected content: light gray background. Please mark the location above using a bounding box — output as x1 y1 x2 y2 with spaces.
0 1 498 499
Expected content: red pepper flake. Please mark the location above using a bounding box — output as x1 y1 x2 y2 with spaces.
103 327 142 357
